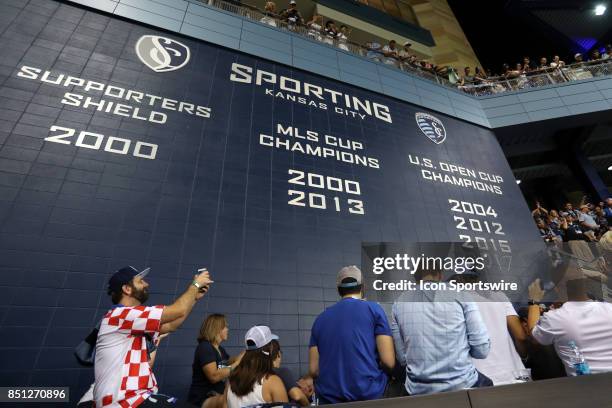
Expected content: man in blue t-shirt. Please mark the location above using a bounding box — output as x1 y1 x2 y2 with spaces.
309 266 395 404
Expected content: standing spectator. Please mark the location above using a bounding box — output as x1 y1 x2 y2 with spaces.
188 314 244 408
594 206 609 234
590 49 602 61
272 342 311 406
550 55 565 68
391 266 491 395
532 202 549 220
226 326 288 408
565 202 580 218
560 215 587 242
604 198 612 225
309 266 395 404
578 204 599 234
522 56 535 72
382 40 399 65
602 44 611 59
323 20 338 45
306 14 323 41
260 1 278 26
94 266 213 407
337 25 350 51
528 269 612 376
539 57 548 69
573 53 584 65
280 0 304 29
459 66 475 86
365 41 383 62
398 41 412 62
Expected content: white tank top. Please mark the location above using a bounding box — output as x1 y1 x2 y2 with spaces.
227 378 266 408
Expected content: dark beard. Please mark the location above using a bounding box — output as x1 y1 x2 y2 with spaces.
132 286 149 303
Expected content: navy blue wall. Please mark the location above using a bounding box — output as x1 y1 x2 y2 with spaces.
0 0 539 403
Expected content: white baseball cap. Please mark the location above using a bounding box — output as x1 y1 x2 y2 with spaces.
245 326 279 350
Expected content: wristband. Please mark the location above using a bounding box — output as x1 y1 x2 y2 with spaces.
192 280 203 290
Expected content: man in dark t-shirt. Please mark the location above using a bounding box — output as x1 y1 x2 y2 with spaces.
188 340 230 406
272 343 311 406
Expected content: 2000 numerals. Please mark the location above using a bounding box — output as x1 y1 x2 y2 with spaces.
287 169 365 215
45 125 158 160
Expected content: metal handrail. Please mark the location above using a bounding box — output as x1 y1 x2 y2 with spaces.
202 0 612 97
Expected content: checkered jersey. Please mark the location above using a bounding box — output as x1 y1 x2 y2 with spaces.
93 305 164 408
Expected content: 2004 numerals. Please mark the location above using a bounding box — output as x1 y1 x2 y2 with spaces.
287 169 365 215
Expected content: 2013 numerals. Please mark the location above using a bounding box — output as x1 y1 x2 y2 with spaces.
287 170 365 215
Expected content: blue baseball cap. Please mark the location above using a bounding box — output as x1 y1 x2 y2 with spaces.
108 266 150 294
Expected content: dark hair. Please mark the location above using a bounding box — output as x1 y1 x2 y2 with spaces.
337 278 362 297
108 279 134 304
229 340 281 397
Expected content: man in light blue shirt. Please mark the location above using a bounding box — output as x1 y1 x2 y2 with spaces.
391 268 491 395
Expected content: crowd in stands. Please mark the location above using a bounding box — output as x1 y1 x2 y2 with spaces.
232 0 612 94
78 244 612 408
532 197 612 243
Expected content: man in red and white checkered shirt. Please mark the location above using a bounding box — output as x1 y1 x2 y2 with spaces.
94 266 213 407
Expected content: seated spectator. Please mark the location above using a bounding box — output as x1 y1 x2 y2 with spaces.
590 49 602 61
279 0 304 28
323 20 338 45
391 266 491 395
337 25 350 51
550 55 565 68
365 41 383 62
309 266 395 404
398 41 412 62
272 343 311 406
382 40 400 65
226 326 288 408
260 1 278 27
94 266 213 407
528 268 612 376
453 273 527 385
188 314 244 408
296 375 314 404
306 14 323 41
518 307 567 380
602 44 611 59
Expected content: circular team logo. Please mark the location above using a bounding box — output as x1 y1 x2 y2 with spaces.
135 35 191 73
415 112 446 144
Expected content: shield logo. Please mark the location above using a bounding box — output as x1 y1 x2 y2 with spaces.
135 35 191 73
415 112 446 144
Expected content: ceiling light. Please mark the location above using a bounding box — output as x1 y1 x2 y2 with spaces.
516 179 522 184
608 165 612 171
595 5 606 15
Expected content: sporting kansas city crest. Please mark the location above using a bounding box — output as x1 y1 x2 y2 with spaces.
135 35 191 73
415 112 446 144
